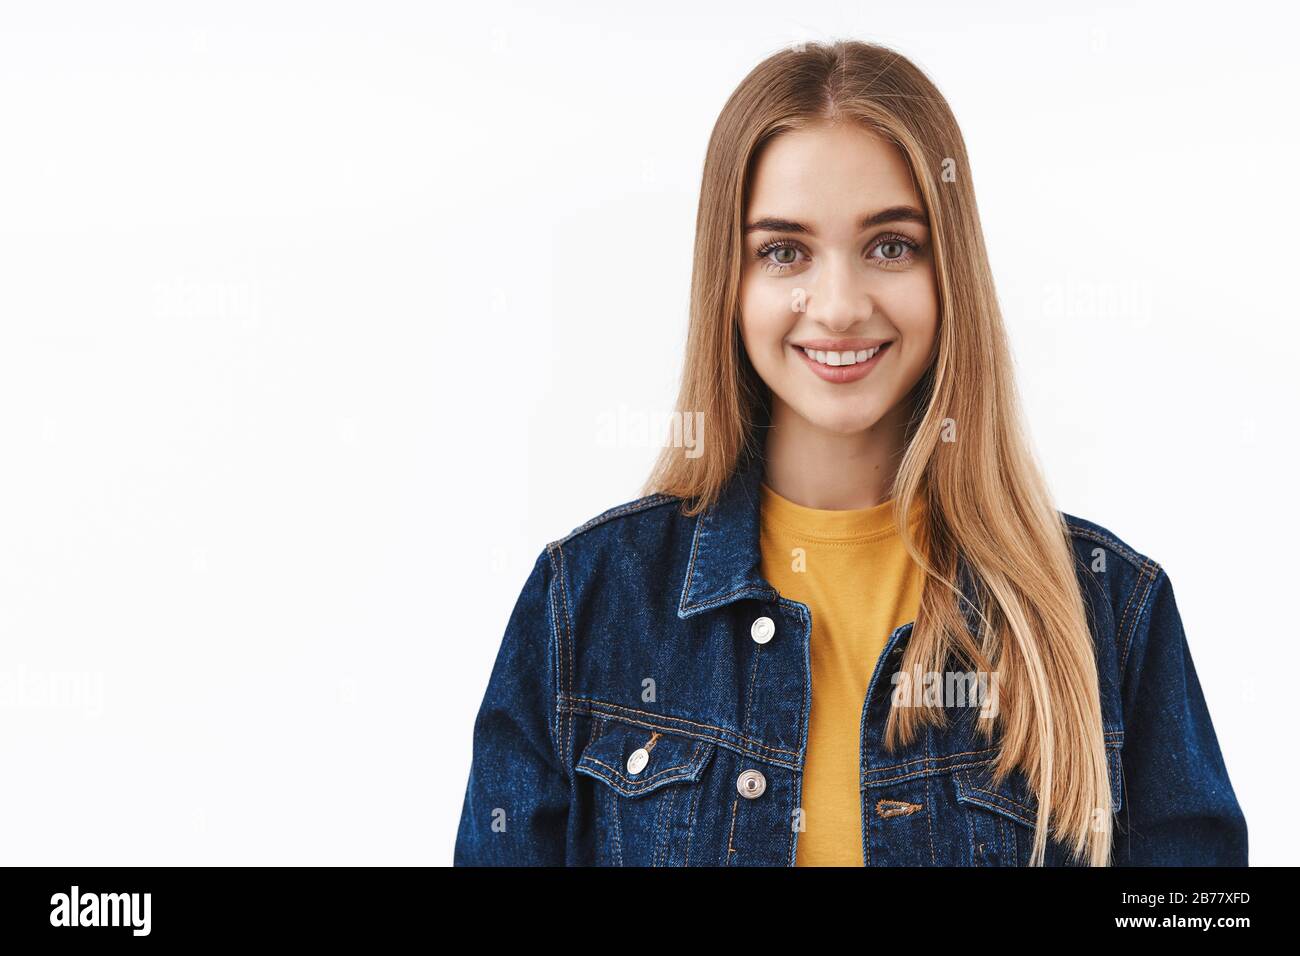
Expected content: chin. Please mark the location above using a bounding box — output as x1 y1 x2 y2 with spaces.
803 404 883 435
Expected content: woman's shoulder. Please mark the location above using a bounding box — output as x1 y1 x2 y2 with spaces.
1060 512 1164 572
1059 510 1164 577
532 491 698 619
548 491 687 550
1057 509 1169 646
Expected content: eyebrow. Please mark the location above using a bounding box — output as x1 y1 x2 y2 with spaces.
743 205 929 236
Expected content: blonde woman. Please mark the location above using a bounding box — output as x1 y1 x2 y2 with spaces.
454 40 1247 867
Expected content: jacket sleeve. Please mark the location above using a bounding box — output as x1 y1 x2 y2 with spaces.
453 547 572 865
1112 566 1248 865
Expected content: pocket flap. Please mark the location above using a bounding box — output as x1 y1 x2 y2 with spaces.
953 743 1124 826
953 760 1039 828
575 718 715 797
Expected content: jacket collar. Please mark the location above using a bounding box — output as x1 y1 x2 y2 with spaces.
677 452 774 619
676 453 984 630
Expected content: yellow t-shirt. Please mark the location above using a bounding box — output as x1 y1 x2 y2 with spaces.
758 481 926 867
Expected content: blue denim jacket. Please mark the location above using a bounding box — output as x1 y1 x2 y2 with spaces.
454 456 1247 866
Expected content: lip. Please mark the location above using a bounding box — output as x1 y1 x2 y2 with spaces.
792 340 892 384
791 338 892 351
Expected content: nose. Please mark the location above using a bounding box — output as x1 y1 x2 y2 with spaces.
803 252 873 331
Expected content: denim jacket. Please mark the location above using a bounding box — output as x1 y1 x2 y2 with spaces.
454 456 1248 866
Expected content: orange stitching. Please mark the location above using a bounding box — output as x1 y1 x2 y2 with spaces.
726 796 740 862
876 798 924 819
927 793 936 864
864 789 871 865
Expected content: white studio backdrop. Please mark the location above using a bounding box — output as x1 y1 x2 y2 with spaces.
0 0 1294 865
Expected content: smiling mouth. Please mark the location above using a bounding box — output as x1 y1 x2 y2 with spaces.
799 342 891 366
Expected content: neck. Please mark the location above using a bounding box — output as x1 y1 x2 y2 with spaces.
761 397 911 510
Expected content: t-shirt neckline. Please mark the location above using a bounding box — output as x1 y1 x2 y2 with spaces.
758 481 924 543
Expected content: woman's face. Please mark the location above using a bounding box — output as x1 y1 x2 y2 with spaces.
739 120 939 436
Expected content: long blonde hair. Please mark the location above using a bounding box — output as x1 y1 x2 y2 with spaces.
643 40 1112 866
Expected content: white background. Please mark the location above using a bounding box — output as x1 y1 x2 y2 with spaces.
0 0 1295 865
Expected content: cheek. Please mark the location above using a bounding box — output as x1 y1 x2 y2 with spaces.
888 272 940 345
739 277 798 355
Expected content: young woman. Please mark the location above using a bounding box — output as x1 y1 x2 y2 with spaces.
454 40 1247 867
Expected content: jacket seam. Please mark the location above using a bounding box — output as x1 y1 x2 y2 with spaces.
550 493 682 549
1064 523 1159 575
559 695 801 768
1065 522 1164 688
1118 561 1163 679
957 785 1036 828
576 740 709 794
861 732 1123 785
678 511 705 614
867 757 1008 788
545 543 576 786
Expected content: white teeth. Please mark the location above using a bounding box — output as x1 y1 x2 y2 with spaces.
801 345 885 366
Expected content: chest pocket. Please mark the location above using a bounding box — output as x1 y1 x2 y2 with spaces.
574 716 717 866
953 739 1124 866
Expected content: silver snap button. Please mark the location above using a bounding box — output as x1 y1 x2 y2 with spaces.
626 748 650 775
736 769 767 799
750 616 775 644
